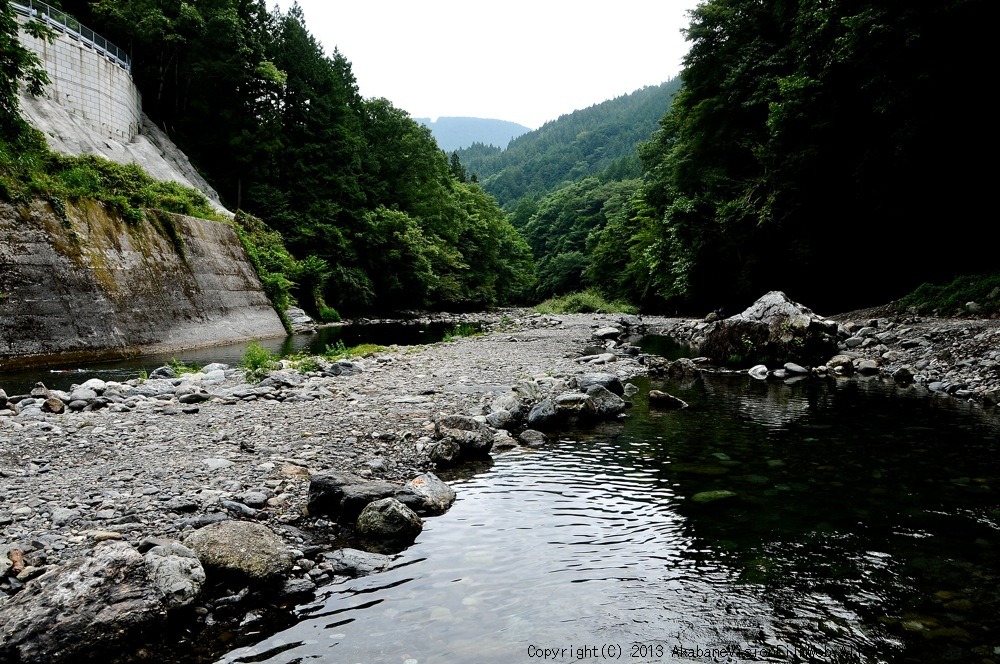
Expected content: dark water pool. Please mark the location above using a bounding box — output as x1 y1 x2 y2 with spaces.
0 321 477 395
212 374 1000 664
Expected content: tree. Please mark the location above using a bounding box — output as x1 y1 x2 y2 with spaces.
0 3 50 139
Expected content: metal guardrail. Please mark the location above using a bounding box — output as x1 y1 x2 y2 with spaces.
11 0 131 72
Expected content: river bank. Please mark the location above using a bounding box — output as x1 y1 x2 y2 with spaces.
1 304 997 661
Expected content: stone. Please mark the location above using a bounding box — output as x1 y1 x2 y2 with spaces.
701 291 839 367
592 326 622 340
893 366 915 384
748 364 769 380
576 373 625 396
42 397 66 414
307 471 403 521
527 398 558 428
356 497 423 547
648 390 689 409
784 362 809 375
0 542 166 663
404 473 456 515
518 429 548 447
555 392 596 415
144 542 206 609
585 384 626 417
183 521 293 583
691 490 738 503
855 359 880 375
321 548 395 577
426 438 461 466
434 415 494 458
826 354 856 374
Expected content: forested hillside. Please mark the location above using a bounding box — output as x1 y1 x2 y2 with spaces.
458 79 681 210
497 0 994 313
7 0 993 319
4 1 534 315
616 0 994 313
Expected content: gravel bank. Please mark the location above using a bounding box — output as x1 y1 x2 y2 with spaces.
0 311 655 588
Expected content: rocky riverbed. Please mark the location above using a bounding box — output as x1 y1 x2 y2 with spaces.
1 301 997 662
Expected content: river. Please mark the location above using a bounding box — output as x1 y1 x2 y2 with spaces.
0 321 476 395
208 372 1000 664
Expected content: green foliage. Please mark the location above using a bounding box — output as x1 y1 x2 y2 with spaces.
1 4 50 141
899 274 1000 317
0 129 220 223
533 290 638 315
521 178 641 301
323 341 386 361
46 1 535 316
443 322 479 342
285 352 322 374
457 80 682 211
167 357 200 375
632 0 995 313
317 305 340 323
240 342 277 381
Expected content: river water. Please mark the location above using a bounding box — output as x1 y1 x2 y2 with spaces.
0 321 474 395
211 372 1000 664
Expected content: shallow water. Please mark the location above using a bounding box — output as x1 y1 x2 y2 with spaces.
214 374 1000 664
0 321 477 395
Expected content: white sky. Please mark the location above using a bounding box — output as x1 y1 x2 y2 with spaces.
276 1 700 129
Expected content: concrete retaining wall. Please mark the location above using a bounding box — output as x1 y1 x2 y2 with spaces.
0 201 287 369
17 14 142 142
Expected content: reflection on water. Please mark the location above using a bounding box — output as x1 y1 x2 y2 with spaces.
0 321 477 394
216 375 1000 664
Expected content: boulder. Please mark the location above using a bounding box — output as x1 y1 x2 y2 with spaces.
403 473 456 515
307 471 402 520
649 390 689 409
0 542 166 663
701 291 839 368
321 548 395 577
183 521 293 583
434 415 494 458
585 385 627 417
518 429 548 447
144 542 206 609
526 398 558 428
356 498 423 547
576 373 625 396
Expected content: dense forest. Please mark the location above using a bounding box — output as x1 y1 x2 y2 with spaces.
4 0 994 317
1 0 534 317
458 79 682 211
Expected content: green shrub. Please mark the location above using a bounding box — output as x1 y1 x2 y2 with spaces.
286 353 322 373
533 289 638 315
899 274 1000 316
240 342 277 381
323 341 386 361
167 357 200 375
318 305 341 323
443 322 479 341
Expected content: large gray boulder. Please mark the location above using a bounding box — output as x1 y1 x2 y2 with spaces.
144 542 206 609
434 415 494 458
183 521 293 583
701 291 839 368
0 542 166 663
404 473 456 515
356 498 423 548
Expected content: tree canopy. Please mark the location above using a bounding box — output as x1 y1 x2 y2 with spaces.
36 0 534 315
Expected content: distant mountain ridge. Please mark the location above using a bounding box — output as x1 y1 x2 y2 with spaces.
456 79 682 210
415 116 532 152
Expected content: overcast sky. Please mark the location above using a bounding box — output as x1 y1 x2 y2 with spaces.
276 1 700 129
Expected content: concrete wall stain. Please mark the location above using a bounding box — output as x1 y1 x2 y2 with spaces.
0 201 287 369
